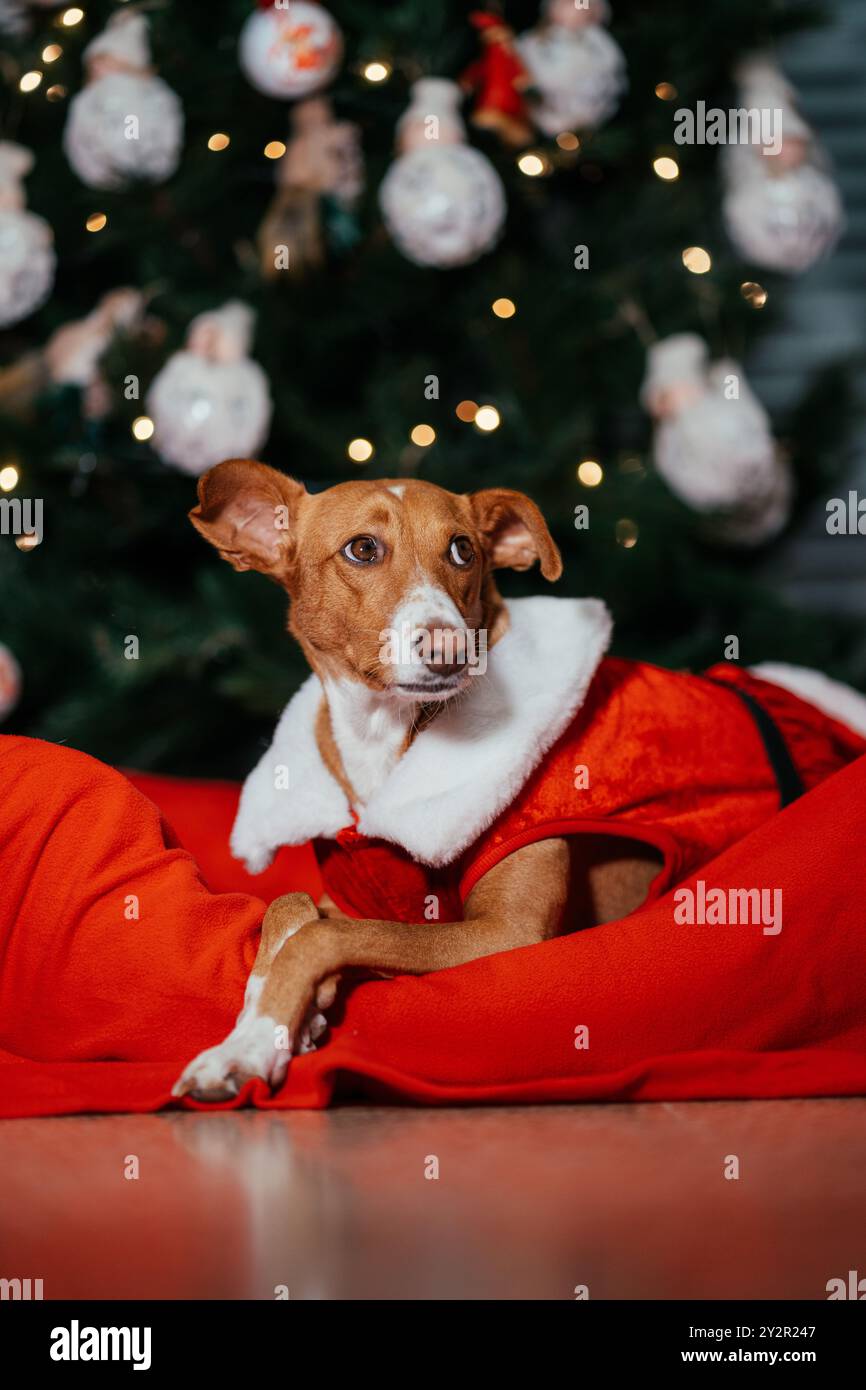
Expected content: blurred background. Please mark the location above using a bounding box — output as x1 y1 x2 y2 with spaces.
0 0 864 778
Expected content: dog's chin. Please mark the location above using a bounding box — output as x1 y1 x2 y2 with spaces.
389 672 474 705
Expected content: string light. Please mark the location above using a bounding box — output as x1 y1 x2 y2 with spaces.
492 298 516 319
655 82 678 101
16 531 41 551
455 400 478 423
131 416 154 441
517 152 547 178
363 61 391 83
577 460 603 487
347 438 373 463
474 405 500 433
616 518 639 548
556 132 579 151
0 465 19 492
740 280 768 308
60 8 85 26
264 140 286 160
85 212 107 232
653 156 679 181
19 71 42 93
410 424 436 447
46 85 67 102
207 133 230 152
42 44 63 63
682 245 712 274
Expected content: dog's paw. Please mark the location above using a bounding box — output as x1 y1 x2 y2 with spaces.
171 1008 329 1103
171 1016 289 1103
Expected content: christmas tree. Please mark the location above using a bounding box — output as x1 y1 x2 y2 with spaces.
0 0 858 778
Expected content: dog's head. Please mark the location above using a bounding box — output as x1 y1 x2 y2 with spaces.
190 459 561 703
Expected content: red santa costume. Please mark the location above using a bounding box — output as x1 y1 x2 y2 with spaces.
231 597 866 923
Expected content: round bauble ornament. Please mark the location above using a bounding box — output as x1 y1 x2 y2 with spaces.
0 142 54 328
642 334 791 546
518 0 626 136
239 2 343 101
146 303 272 476
379 79 506 269
64 12 183 190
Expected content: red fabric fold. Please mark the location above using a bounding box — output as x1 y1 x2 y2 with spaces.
1 734 865 1117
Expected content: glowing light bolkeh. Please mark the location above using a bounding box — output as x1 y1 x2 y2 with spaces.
653 156 679 181
577 460 604 487
347 438 374 463
131 416 154 442
682 245 712 275
410 424 436 447
474 405 501 433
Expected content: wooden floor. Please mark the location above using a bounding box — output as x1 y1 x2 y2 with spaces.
1 1099 864 1300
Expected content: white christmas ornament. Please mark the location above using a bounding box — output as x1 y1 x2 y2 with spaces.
518 0 626 137
239 1 343 100
641 333 791 546
64 11 183 191
0 642 22 723
0 142 55 329
147 303 272 476
379 79 506 269
722 56 843 275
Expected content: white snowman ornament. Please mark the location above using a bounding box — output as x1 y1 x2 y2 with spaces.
147 303 273 476
641 333 791 546
518 0 626 136
722 57 843 275
0 142 55 329
239 1 343 100
63 11 183 190
379 79 506 269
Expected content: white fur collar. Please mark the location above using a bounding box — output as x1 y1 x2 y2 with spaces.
231 596 612 872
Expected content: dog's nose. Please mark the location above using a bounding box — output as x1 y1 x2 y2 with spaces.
414 623 468 678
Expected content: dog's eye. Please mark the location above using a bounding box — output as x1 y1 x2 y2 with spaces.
448 535 475 567
342 535 382 565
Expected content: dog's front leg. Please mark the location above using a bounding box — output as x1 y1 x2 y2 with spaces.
173 838 570 1102
172 892 332 1102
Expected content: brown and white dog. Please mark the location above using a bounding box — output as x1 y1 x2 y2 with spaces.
173 459 661 1101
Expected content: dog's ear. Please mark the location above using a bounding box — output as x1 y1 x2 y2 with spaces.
469 487 562 581
189 459 306 579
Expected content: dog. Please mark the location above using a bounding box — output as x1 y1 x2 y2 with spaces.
173 458 866 1101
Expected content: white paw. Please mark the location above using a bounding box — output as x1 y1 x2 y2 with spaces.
172 1015 288 1103
172 1009 329 1102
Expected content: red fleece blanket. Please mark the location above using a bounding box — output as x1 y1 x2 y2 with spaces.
1 734 865 1117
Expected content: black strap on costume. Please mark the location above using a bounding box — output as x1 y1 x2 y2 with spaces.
705 676 805 809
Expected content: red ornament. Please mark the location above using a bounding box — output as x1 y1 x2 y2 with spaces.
461 10 532 148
